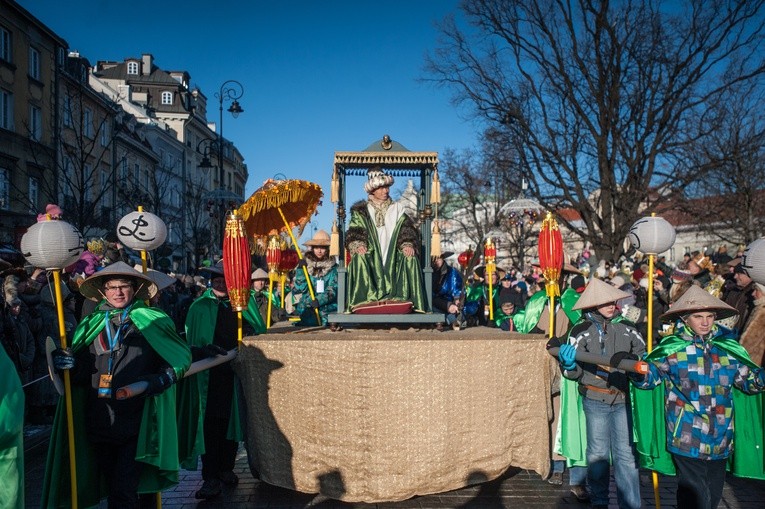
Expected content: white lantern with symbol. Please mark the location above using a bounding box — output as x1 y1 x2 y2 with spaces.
20 220 83 269
741 238 765 285
628 216 676 255
117 211 167 251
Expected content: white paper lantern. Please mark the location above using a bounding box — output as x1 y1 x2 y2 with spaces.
628 216 676 255
741 238 765 284
20 220 83 269
117 211 167 251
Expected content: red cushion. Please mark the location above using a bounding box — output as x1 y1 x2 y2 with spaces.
352 300 414 315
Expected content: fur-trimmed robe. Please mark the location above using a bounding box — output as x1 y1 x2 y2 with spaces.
293 250 338 325
345 199 426 312
740 297 765 365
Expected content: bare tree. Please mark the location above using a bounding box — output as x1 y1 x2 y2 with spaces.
677 82 765 245
426 0 765 261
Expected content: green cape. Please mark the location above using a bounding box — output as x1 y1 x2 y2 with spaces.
0 342 24 509
41 300 192 508
513 288 581 334
630 331 765 479
178 289 265 470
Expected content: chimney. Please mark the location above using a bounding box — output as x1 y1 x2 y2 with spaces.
141 54 153 76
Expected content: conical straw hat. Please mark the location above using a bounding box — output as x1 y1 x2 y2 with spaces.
572 277 632 311
79 261 157 302
660 284 737 321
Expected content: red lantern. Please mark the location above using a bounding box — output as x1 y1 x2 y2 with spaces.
223 213 251 311
538 212 563 297
279 248 299 272
457 249 473 269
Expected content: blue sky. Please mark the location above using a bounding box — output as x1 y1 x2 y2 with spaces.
21 0 482 235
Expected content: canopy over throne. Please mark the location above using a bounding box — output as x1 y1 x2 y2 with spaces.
328 135 443 326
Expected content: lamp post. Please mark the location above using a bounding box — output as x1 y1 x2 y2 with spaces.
215 80 244 195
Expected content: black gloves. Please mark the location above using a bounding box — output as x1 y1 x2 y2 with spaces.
142 367 178 398
191 343 228 362
51 347 76 370
296 259 307 269
545 336 562 350
309 299 320 309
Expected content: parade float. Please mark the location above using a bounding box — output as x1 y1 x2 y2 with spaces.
232 136 556 502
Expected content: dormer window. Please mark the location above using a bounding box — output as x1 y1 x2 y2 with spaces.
127 61 138 75
161 91 173 105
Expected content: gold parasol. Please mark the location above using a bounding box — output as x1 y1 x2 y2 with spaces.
238 179 323 238
238 179 324 324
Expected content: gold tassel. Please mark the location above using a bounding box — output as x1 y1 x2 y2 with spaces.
330 220 340 257
431 222 442 258
330 168 339 204
430 168 441 204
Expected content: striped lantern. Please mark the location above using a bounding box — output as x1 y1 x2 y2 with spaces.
538 212 563 297
21 219 84 269
223 213 251 311
742 238 765 285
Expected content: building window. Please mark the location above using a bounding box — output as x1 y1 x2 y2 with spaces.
83 108 92 137
161 91 173 105
63 95 72 127
0 168 9 209
121 158 128 180
134 163 140 186
100 120 109 146
57 47 65 66
127 61 138 75
28 177 39 212
29 104 42 140
83 164 92 202
29 47 41 80
0 27 10 63
0 89 12 130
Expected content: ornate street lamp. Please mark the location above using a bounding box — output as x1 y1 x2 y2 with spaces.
212 80 244 253
499 196 542 271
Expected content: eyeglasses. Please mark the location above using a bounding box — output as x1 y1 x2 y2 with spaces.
103 284 133 293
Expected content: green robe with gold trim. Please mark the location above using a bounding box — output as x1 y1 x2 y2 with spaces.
41 300 191 508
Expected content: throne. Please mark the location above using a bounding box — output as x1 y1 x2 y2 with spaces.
327 135 444 327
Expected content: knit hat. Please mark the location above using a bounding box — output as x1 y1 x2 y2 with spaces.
660 284 737 321
572 277 632 311
364 167 394 194
304 229 331 247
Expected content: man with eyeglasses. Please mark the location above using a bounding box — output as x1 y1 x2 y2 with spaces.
44 261 191 508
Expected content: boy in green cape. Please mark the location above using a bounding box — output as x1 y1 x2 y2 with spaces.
630 285 765 509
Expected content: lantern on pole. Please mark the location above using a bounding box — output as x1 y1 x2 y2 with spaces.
278 247 299 308
484 238 497 321
538 212 563 339
741 238 765 284
223 213 251 344
21 218 83 508
628 213 676 509
117 207 167 272
265 235 282 328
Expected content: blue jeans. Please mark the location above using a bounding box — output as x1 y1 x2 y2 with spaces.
582 397 641 509
569 465 587 486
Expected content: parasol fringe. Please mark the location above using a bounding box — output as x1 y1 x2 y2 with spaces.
330 168 339 204
431 222 442 258
430 168 441 204
330 221 340 258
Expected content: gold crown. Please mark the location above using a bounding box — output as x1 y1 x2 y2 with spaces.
86 238 106 255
